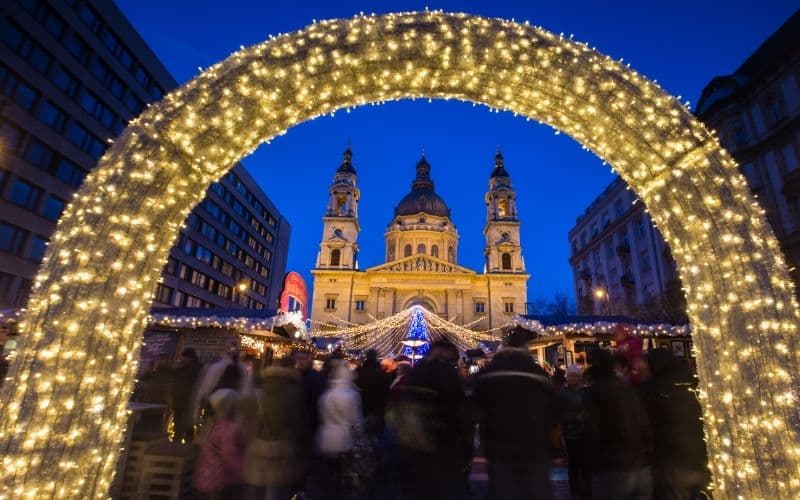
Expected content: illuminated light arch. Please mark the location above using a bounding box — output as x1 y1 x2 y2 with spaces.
0 11 797 498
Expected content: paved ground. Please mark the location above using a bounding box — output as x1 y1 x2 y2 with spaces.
468 458 572 499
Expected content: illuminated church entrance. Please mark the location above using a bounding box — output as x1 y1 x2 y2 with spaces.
0 11 798 499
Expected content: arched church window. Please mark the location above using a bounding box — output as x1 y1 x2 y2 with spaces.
431 245 439 258
404 244 412 257
336 194 347 214
502 252 512 270
497 199 508 218
387 245 395 261
330 248 341 266
333 228 343 238
448 245 455 262
417 244 426 255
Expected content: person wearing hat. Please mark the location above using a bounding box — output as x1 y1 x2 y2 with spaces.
474 326 560 499
582 348 653 499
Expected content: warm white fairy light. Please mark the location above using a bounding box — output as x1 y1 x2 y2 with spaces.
0 10 796 498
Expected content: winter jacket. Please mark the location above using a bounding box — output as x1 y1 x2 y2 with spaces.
640 351 708 471
316 362 362 456
474 348 559 463
582 370 653 471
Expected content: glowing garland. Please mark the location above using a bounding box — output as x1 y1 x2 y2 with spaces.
0 10 796 498
513 316 690 337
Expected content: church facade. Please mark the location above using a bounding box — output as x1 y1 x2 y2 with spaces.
310 149 529 331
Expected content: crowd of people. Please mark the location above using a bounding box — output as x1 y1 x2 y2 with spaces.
132 325 710 500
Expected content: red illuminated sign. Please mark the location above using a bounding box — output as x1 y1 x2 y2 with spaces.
279 271 309 320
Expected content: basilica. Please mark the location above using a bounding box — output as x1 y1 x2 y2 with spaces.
310 148 529 331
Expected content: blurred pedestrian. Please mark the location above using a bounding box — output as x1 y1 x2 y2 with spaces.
561 366 590 499
193 388 244 499
356 349 391 436
171 348 202 443
315 359 363 500
640 348 710 500
474 326 560 500
240 357 310 500
390 341 473 500
583 348 653 500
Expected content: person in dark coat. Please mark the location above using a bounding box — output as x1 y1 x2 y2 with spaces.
583 348 653 500
240 357 311 500
356 349 391 435
170 348 202 443
640 348 710 500
560 366 590 499
474 326 560 500
390 341 473 500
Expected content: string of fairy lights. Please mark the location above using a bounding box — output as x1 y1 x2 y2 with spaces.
0 10 797 499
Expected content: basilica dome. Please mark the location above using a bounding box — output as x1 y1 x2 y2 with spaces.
394 154 451 218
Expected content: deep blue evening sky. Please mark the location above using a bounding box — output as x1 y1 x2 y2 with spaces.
117 0 796 305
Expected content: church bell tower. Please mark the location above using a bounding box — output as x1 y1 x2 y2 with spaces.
484 149 525 273
316 148 360 269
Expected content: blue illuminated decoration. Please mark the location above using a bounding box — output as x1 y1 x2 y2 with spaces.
402 305 430 358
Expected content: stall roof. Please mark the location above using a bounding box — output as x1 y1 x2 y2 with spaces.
520 314 686 327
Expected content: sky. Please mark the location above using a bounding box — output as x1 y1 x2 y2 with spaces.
116 0 797 305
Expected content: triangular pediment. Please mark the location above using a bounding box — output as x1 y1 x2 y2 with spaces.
366 254 476 274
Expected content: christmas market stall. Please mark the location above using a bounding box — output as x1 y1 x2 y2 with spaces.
514 314 691 369
145 307 311 371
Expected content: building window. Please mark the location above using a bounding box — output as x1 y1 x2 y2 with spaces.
0 65 39 111
77 3 102 33
731 118 749 147
614 199 625 218
640 250 652 272
51 66 80 98
448 245 455 262
89 58 125 99
190 270 207 288
42 195 66 221
417 244 426 255
65 122 105 159
0 223 28 255
764 93 786 126
123 92 143 114
501 252 512 270
55 158 87 188
404 244 412 257
330 248 341 266
37 101 68 133
154 284 172 304
216 283 231 299
504 301 515 314
8 178 42 211
325 298 337 310
64 33 90 65
171 290 185 307
27 235 47 261
636 216 647 238
79 91 117 130
355 299 366 311
431 245 439 258
195 245 212 264
474 301 485 314
185 295 203 308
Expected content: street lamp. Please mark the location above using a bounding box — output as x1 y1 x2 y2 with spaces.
593 286 613 315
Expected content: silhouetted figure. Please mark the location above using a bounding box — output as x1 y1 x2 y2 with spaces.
315 359 363 500
560 366 591 499
390 341 472 500
474 327 560 500
640 348 710 500
171 349 202 442
357 349 391 435
240 357 310 500
583 348 653 500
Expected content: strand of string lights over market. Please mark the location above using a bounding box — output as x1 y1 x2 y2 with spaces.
313 305 496 356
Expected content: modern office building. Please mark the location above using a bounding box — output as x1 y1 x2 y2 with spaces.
567 177 684 321
695 10 800 295
0 0 290 310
